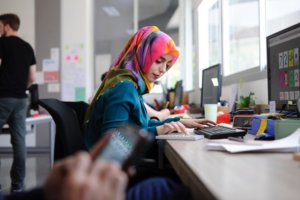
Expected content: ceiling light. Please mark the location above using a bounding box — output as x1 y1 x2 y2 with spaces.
102 6 120 17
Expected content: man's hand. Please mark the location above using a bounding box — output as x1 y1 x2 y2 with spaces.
44 152 128 200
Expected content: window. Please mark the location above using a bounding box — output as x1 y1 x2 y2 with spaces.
208 1 222 67
198 0 222 87
138 1 181 92
222 0 260 75
266 0 300 35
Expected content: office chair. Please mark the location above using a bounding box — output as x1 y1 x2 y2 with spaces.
63 101 89 133
38 98 88 161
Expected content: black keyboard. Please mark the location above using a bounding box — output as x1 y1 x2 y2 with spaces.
194 125 246 139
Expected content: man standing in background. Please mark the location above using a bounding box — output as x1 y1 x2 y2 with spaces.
0 13 36 193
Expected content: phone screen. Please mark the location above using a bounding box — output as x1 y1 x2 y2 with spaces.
96 127 139 165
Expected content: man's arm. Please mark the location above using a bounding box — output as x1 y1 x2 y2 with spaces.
27 64 36 88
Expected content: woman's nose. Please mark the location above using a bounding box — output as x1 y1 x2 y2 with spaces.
159 63 167 73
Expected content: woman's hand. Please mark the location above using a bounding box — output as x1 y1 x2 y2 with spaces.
156 121 187 135
179 118 216 129
157 108 171 120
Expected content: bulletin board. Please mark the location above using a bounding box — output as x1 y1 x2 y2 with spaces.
61 43 86 101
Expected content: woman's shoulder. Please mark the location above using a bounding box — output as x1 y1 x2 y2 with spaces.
104 80 138 97
110 80 137 91
103 80 140 103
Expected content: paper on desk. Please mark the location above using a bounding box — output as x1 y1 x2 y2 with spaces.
206 128 300 153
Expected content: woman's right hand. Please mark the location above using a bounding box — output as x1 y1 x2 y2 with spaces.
156 121 187 135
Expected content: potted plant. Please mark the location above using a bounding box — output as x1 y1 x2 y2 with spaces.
238 92 255 109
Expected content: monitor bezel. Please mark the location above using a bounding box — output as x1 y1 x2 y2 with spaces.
201 64 222 108
266 22 300 105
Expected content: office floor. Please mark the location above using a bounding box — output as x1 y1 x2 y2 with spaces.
0 153 50 194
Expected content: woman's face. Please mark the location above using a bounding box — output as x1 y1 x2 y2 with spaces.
145 54 173 82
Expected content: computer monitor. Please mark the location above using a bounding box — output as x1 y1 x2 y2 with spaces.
267 23 300 109
173 80 183 107
201 64 222 108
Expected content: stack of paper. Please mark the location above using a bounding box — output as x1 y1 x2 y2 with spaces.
206 128 300 153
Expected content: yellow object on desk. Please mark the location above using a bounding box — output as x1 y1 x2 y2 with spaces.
260 112 285 118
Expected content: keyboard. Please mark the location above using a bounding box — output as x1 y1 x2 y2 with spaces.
194 125 246 139
156 129 204 141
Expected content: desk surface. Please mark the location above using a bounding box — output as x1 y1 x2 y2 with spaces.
1 114 55 166
164 137 300 200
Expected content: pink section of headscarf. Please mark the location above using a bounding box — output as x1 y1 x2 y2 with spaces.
110 26 179 91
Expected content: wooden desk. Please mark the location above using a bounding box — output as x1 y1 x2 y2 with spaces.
161 138 300 200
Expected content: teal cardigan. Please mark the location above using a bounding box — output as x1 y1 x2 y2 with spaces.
84 80 180 149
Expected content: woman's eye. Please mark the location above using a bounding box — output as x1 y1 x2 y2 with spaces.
166 64 171 70
155 60 162 64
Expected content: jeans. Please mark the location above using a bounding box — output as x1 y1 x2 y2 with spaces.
126 177 191 200
0 98 28 188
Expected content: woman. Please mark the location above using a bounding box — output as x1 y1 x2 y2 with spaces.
85 26 214 149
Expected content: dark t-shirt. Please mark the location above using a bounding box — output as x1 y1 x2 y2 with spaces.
0 36 36 98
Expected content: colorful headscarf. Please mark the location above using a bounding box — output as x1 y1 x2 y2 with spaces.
109 26 179 92
87 26 179 120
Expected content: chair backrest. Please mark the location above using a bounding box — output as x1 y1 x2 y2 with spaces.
39 98 87 161
63 101 89 133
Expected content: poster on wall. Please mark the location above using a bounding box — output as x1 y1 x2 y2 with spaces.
62 43 86 101
43 59 59 83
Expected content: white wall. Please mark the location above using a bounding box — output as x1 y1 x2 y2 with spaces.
95 54 111 89
222 79 268 109
0 0 35 48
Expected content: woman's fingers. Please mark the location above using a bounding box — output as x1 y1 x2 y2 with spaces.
163 121 187 134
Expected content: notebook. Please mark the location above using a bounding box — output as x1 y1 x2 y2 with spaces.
156 129 204 141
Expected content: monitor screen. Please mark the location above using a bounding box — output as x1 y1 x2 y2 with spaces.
267 23 300 105
201 64 222 108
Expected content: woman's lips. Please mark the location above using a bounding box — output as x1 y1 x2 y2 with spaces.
153 74 160 79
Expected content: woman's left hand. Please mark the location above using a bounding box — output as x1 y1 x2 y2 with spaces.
179 118 216 129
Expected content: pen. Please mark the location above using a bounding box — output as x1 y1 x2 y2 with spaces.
164 101 169 109
228 137 244 143
228 137 261 146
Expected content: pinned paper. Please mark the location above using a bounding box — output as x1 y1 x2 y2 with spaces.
269 101 276 113
35 71 44 84
48 83 60 92
44 71 59 83
43 59 59 71
50 48 59 61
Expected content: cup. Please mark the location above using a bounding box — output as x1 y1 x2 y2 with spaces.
204 104 218 122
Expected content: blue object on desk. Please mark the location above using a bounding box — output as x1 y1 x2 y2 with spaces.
247 116 275 139
255 133 274 140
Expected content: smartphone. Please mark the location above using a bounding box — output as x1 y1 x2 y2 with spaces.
90 124 152 171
